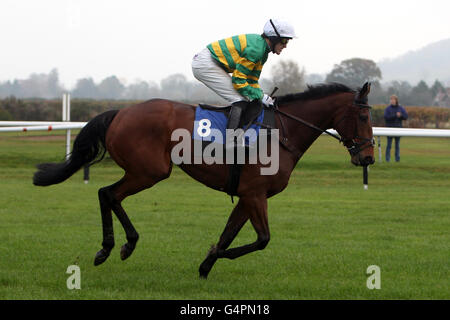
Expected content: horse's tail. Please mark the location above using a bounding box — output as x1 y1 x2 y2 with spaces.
33 110 119 186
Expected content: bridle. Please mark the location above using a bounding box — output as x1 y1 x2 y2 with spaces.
338 99 375 156
273 94 375 157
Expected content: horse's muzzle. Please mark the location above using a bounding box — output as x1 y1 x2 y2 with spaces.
361 155 375 166
351 155 375 166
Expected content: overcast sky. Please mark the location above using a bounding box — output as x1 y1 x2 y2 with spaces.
0 0 449 88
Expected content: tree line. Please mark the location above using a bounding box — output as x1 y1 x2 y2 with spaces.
1 96 448 129
324 58 447 107
0 58 448 108
0 69 226 104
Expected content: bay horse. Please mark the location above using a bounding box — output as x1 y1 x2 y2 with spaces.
33 82 375 278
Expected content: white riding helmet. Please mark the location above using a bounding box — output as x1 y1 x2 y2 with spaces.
263 19 297 39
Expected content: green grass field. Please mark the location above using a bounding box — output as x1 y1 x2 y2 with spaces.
0 131 449 299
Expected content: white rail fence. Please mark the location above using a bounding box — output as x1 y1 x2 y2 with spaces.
327 128 450 162
1 122 450 163
1 93 449 165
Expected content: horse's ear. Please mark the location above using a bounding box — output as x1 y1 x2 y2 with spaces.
359 82 371 99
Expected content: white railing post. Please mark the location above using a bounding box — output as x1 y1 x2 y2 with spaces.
377 136 382 163
62 93 67 122
64 93 71 160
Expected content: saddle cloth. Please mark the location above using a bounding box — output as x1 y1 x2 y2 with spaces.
193 104 273 146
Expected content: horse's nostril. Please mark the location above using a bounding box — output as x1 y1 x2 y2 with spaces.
364 156 375 165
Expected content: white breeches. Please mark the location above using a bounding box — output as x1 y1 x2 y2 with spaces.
191 48 247 103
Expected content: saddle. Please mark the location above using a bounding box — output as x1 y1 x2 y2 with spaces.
197 101 276 200
199 100 275 131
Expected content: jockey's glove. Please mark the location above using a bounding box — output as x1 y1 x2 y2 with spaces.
262 94 275 107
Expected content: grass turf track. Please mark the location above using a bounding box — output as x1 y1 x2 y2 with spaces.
0 131 449 299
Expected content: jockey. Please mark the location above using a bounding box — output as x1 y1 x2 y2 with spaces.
192 19 296 131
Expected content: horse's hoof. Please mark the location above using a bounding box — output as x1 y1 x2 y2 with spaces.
94 249 110 266
120 243 135 261
199 260 214 279
199 267 209 279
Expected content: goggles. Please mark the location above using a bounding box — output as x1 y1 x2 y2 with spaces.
280 38 290 45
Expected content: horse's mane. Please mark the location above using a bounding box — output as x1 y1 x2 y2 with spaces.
276 83 355 104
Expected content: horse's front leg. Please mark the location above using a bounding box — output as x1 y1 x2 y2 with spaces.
217 195 270 259
199 200 249 278
199 195 269 278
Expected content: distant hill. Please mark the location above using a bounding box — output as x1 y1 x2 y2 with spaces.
378 38 450 85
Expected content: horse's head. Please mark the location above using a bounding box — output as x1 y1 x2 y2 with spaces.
333 82 375 166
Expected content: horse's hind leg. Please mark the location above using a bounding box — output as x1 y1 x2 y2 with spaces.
93 171 168 265
111 171 170 261
110 186 140 261
94 181 120 266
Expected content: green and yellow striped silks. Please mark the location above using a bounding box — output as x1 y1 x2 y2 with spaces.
207 34 270 101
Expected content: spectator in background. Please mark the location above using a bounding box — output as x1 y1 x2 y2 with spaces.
384 95 408 162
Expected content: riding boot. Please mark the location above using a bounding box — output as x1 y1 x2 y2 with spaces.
225 101 247 197
226 100 247 149
227 101 247 130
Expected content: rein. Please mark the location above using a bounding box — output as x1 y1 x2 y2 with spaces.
273 96 373 157
274 107 342 142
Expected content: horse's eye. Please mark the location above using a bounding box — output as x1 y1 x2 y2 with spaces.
359 114 368 122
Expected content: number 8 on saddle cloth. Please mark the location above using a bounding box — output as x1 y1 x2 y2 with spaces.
193 103 271 147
